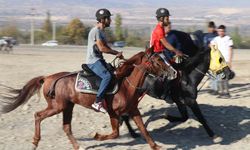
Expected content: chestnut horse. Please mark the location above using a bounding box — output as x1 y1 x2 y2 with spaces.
0 49 172 150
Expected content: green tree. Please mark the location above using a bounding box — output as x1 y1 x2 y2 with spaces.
18 31 30 44
115 13 124 41
231 27 242 48
83 26 91 40
125 31 146 47
42 11 52 34
105 28 115 43
0 25 20 39
34 30 49 44
63 18 86 45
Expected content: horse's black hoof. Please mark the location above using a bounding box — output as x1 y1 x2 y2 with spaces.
130 133 140 138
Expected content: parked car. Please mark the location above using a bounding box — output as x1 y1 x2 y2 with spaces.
0 39 7 45
42 40 58 46
113 41 126 48
1 36 18 45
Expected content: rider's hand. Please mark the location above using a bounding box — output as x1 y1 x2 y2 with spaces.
174 49 183 57
116 52 124 59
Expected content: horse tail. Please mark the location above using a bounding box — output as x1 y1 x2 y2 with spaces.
0 76 44 114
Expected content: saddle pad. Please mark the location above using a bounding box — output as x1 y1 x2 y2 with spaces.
75 72 119 95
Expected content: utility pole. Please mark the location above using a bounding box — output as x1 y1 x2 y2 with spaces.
30 18 34 45
29 8 36 45
52 21 56 41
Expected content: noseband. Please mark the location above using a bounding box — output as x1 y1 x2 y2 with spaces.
125 52 167 90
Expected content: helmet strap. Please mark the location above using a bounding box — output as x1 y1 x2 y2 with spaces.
97 19 105 29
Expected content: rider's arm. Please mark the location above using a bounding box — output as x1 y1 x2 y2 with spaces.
95 29 120 56
162 38 183 56
160 38 176 51
96 39 119 55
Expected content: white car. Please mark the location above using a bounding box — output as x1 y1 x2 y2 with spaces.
113 41 126 48
0 39 7 45
42 40 58 46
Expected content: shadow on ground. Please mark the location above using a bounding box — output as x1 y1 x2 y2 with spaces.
80 103 250 149
199 83 250 99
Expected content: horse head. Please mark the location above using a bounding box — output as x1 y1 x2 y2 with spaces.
115 47 173 79
140 47 174 79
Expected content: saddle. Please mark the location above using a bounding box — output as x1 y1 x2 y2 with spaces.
75 64 119 95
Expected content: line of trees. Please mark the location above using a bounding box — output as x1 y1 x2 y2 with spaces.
0 12 250 48
0 12 149 47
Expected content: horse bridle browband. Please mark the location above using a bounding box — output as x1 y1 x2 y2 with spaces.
125 52 166 90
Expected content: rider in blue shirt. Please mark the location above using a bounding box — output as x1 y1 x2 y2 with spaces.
163 22 182 60
204 21 219 95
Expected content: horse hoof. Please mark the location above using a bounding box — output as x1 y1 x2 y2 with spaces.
31 144 37 150
151 144 161 150
213 135 223 143
94 132 100 140
94 132 106 141
131 132 140 138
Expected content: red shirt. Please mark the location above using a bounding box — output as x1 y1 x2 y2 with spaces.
150 23 165 53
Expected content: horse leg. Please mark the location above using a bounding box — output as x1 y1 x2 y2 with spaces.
62 101 80 150
187 100 219 140
94 116 120 141
32 106 62 149
121 115 140 138
130 109 161 150
163 100 189 122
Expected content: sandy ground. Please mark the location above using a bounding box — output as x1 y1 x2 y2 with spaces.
0 46 250 150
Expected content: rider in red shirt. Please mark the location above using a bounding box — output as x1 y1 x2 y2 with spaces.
150 8 183 59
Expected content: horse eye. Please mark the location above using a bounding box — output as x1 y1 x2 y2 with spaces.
158 58 164 62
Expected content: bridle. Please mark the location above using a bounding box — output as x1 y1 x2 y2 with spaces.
125 52 167 90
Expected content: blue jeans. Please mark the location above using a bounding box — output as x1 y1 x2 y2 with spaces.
87 60 112 102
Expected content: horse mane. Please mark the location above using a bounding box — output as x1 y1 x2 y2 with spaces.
115 51 145 79
171 30 199 57
183 48 210 73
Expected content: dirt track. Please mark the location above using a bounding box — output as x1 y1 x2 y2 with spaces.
0 46 250 150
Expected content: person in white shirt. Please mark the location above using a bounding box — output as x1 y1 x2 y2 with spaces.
211 25 234 98
211 25 233 67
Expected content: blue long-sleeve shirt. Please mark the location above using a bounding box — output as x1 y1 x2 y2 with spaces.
164 31 182 59
203 32 217 49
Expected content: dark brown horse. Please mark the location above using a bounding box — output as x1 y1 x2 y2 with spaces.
0 49 171 150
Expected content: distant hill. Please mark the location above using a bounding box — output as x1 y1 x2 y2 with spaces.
0 0 250 34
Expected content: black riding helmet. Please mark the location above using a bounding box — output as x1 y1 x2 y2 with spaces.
96 8 112 21
156 8 170 18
